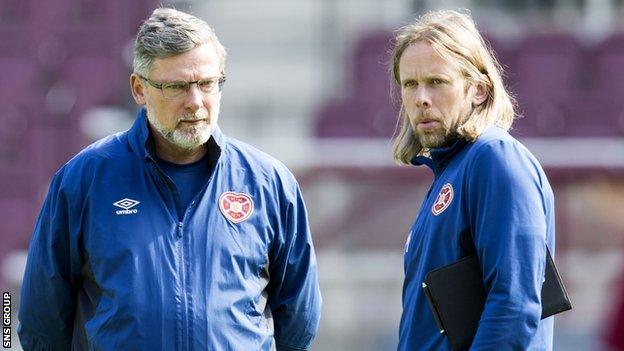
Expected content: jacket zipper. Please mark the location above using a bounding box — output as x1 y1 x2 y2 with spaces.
152 164 188 350
178 220 190 351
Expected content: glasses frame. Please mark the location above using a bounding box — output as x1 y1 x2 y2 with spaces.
138 74 226 100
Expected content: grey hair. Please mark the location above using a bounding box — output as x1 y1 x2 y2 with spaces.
133 8 227 76
390 9 516 165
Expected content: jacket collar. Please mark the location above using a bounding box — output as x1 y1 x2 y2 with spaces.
127 107 226 162
411 137 468 174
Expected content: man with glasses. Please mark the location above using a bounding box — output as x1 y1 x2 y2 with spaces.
18 8 321 351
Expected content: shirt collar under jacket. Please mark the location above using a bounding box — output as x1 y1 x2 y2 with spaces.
411 137 469 174
127 107 226 163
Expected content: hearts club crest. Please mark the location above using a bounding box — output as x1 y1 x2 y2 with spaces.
219 191 254 223
431 183 453 216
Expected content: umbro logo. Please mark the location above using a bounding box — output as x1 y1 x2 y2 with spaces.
113 198 140 215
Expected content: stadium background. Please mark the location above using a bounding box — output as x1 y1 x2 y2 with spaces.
1 0 624 349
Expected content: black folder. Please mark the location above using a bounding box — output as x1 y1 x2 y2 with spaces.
422 245 572 351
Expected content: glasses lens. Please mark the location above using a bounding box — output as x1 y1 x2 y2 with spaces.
197 79 220 94
158 78 224 99
162 82 189 99
197 78 221 94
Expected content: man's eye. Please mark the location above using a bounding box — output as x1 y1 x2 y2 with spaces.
198 80 217 90
403 81 417 88
164 82 188 90
431 79 445 85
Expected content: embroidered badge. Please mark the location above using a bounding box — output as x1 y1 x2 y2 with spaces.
219 191 254 223
431 183 454 216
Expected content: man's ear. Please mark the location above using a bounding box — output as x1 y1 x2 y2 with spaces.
471 80 488 107
130 73 147 106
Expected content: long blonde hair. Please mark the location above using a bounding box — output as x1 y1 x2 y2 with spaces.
391 10 516 164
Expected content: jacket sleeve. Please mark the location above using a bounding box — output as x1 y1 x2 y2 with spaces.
467 140 551 350
267 182 322 351
18 170 81 350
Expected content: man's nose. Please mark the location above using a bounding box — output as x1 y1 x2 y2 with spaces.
183 84 204 110
415 86 431 109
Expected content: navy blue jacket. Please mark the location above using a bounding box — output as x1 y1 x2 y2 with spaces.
398 127 555 350
18 109 322 351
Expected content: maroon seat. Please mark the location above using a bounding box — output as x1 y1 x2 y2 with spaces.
316 29 401 138
516 94 624 137
512 33 584 103
57 57 120 116
0 59 40 105
590 33 624 99
351 29 395 104
558 94 624 137
481 32 517 75
0 199 36 243
515 98 566 137
315 99 373 138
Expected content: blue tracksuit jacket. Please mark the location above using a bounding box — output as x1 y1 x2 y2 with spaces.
398 127 555 350
18 109 322 351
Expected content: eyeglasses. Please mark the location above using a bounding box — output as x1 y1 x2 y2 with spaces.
138 74 226 100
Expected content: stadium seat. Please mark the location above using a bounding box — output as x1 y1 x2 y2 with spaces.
512 33 584 103
30 125 88 176
515 98 566 137
62 27 118 58
481 32 517 74
315 30 400 138
315 98 374 138
517 94 624 137
58 57 121 116
557 94 624 137
315 97 400 138
0 197 37 266
590 32 624 99
0 27 33 58
351 29 395 105
0 59 40 105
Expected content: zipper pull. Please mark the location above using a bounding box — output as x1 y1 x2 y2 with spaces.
177 222 183 237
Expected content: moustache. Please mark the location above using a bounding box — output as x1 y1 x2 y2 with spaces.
177 110 209 123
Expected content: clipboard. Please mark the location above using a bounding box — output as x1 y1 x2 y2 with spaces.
422 245 571 350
